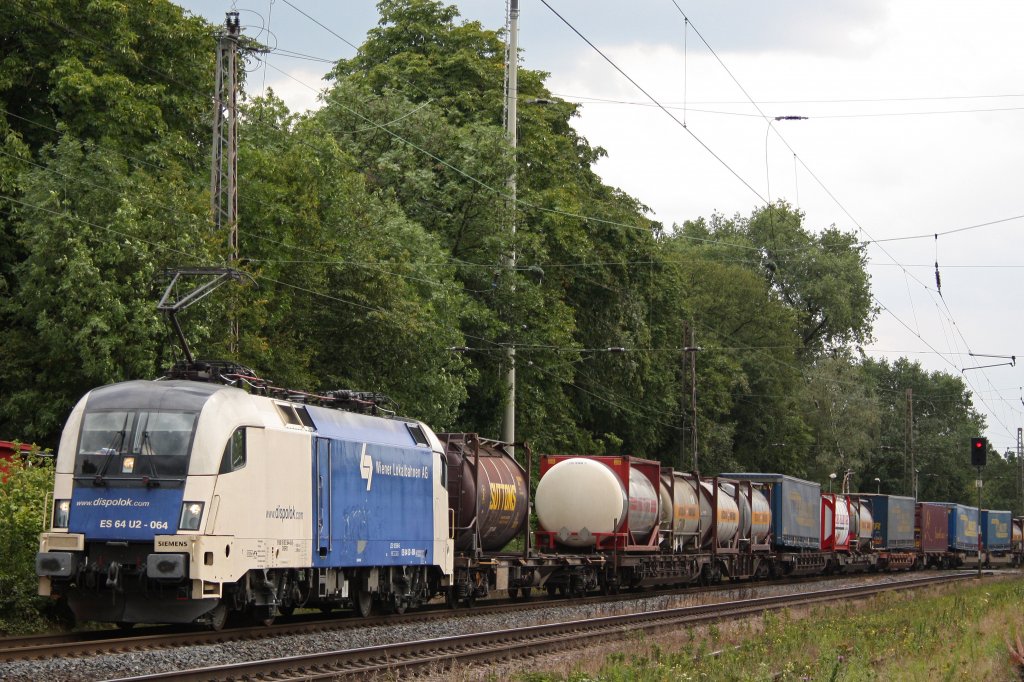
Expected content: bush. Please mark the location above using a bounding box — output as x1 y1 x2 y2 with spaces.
0 449 55 633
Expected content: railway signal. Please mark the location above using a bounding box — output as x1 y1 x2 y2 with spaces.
970 437 987 467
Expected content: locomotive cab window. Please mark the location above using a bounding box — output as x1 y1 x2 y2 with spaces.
219 427 247 473
76 409 197 481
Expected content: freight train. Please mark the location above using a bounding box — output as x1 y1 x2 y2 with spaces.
35 370 1023 628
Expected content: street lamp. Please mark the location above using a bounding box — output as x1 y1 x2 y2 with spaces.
873 477 881 494
829 472 836 493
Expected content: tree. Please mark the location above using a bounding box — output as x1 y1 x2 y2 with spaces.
0 451 55 634
862 357 987 502
688 203 876 355
0 0 216 447
0 136 213 443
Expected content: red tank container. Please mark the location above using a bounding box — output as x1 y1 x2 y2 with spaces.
534 454 662 552
821 493 851 551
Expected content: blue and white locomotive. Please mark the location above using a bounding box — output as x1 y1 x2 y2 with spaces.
36 377 452 628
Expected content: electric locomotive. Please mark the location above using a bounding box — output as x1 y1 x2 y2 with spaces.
35 375 452 628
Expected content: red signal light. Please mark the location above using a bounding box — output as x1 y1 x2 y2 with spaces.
970 437 987 466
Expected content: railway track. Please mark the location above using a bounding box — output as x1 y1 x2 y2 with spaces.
3 571 984 681
0 571 860 663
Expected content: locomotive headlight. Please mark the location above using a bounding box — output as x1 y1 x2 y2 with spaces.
178 502 205 531
53 499 70 529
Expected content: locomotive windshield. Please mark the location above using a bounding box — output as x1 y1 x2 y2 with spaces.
76 409 198 482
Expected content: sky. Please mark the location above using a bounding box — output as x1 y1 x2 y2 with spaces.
177 1 1024 457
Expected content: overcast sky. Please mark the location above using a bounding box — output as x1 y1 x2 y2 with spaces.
178 1 1024 456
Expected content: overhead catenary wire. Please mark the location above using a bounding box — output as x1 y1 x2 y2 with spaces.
657 2 1017 440
8 2 1015 444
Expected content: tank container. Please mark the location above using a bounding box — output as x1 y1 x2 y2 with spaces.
820 494 850 551
536 455 660 548
440 434 529 552
719 473 820 549
701 480 740 547
849 498 874 549
721 481 771 545
659 471 706 550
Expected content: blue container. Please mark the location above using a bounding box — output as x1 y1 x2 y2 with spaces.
982 510 1012 551
719 473 820 549
307 405 438 568
861 494 915 550
929 503 978 551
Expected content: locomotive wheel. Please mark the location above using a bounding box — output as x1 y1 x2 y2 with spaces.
385 595 408 615
356 590 373 618
252 606 275 627
207 603 229 631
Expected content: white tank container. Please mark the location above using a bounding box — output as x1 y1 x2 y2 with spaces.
824 495 851 547
720 482 771 544
835 497 851 546
852 499 873 548
750 487 771 543
659 473 703 550
701 481 739 547
536 457 659 548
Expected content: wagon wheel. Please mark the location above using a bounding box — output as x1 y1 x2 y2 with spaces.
355 590 374 618
520 587 532 600
508 587 520 600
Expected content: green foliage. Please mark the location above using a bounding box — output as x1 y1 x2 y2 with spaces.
861 357 992 503
513 580 1024 681
0 451 55 634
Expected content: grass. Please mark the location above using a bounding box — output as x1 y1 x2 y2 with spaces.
510 576 1024 681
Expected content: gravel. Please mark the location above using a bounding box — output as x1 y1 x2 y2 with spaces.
0 571 978 682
